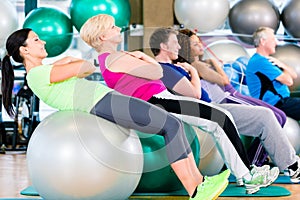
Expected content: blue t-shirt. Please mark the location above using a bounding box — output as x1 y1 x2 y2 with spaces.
246 53 290 105
159 62 211 102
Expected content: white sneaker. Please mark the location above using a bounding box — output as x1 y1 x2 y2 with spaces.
288 160 300 183
236 178 244 186
244 165 279 194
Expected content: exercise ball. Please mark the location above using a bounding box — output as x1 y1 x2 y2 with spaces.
27 111 143 200
272 43 300 92
0 48 5 60
194 127 224 176
23 7 73 57
281 0 300 38
135 122 200 192
283 117 300 154
174 0 229 33
203 40 249 63
229 0 280 45
70 0 131 32
223 64 241 88
0 0 18 47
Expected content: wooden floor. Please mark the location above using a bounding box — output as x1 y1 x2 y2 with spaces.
0 153 299 200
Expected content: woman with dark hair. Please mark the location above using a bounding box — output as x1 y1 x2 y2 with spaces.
176 29 286 126
1 28 230 200
163 28 299 184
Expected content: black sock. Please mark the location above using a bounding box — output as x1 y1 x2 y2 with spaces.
191 187 197 198
288 161 298 172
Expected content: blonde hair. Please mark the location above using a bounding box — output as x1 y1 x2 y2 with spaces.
80 14 115 51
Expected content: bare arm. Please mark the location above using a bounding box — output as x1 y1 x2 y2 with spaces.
50 58 96 83
107 51 163 80
193 60 224 85
52 56 82 65
172 62 201 99
268 56 297 86
192 59 229 86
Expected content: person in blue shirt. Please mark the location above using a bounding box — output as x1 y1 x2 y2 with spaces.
149 27 300 185
246 26 300 121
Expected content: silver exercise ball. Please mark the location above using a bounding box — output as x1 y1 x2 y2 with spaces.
174 0 230 33
194 127 224 176
281 0 300 38
27 111 143 200
272 43 300 92
283 117 300 155
0 0 18 47
203 40 249 63
229 0 280 45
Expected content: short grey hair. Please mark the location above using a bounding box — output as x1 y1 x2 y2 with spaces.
253 27 274 47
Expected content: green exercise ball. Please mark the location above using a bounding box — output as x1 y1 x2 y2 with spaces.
135 122 200 192
70 0 131 32
23 7 73 57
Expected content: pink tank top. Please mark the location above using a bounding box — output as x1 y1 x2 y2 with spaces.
98 53 166 101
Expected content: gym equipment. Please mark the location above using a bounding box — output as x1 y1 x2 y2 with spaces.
272 43 300 92
70 0 131 32
135 122 200 192
23 7 73 57
281 0 300 38
229 0 280 45
0 0 18 47
27 111 143 200
174 0 230 33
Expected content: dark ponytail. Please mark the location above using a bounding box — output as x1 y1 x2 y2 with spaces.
1 28 31 118
1 55 15 118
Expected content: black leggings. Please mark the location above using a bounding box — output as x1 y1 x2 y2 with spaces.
148 96 251 169
90 91 192 163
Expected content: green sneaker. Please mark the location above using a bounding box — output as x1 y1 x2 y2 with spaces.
190 169 230 200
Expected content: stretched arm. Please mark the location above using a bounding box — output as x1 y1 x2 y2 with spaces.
50 57 96 83
52 56 82 65
172 62 201 99
107 51 163 80
268 56 297 86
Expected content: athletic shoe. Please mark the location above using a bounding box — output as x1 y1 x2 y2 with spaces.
288 160 300 183
245 165 280 194
236 165 272 187
236 178 244 186
191 169 230 200
252 165 280 187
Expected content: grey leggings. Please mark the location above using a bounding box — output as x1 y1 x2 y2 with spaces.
90 91 192 163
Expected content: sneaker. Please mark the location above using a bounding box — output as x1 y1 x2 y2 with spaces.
251 165 270 174
236 178 244 186
288 161 300 183
191 169 230 200
253 165 280 187
245 165 280 194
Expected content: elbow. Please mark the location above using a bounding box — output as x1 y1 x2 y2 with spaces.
157 66 164 79
286 79 294 87
293 73 298 79
223 78 230 86
194 90 202 99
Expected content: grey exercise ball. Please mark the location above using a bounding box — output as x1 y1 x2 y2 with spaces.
283 117 300 155
27 111 143 200
174 0 230 33
281 0 300 38
229 0 280 45
272 43 300 92
203 40 249 63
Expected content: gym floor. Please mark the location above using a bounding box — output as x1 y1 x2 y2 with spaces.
0 153 299 200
